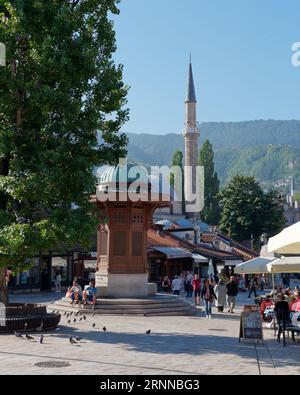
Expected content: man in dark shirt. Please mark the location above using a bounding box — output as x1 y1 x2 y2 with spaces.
226 276 239 314
274 294 290 342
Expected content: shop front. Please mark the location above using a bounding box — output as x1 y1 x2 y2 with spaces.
8 251 78 293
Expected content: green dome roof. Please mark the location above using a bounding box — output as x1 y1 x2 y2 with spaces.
98 162 149 185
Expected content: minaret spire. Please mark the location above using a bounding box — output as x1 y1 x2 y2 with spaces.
183 56 200 217
186 54 197 103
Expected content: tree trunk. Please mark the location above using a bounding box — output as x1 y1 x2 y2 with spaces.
0 268 8 306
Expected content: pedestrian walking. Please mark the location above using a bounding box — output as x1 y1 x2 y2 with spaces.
55 270 62 293
192 274 201 306
171 276 182 296
214 280 227 312
185 271 194 298
248 277 258 298
201 279 217 319
161 276 171 293
226 276 239 314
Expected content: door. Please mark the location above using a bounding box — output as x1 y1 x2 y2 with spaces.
40 257 51 291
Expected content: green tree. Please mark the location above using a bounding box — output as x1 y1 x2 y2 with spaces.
219 176 286 243
293 191 300 202
199 140 220 224
0 0 128 304
170 150 185 214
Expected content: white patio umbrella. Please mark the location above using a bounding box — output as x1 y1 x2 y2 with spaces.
235 257 275 275
268 222 300 254
267 256 300 274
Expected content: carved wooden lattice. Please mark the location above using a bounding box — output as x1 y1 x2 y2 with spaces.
113 231 126 256
132 232 143 256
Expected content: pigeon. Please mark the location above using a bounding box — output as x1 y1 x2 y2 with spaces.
75 336 82 342
26 334 34 341
63 312 67 316
146 330 151 336
92 323 96 328
39 335 44 344
73 318 77 323
67 320 71 324
79 317 82 322
15 332 24 338
69 337 77 345
83 315 86 320
103 327 107 332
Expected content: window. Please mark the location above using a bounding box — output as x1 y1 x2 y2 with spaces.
132 232 143 256
113 231 126 256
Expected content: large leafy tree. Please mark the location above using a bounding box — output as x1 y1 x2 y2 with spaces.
199 140 220 225
0 0 128 304
219 176 286 243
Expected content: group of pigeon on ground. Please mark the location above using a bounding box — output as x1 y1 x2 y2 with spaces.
14 308 152 345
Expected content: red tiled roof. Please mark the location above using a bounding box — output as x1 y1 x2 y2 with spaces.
201 234 217 243
147 229 180 248
216 232 259 259
147 228 243 261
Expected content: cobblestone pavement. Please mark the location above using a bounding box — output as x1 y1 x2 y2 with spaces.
0 290 299 375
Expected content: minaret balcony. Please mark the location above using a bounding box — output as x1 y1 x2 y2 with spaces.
183 126 200 135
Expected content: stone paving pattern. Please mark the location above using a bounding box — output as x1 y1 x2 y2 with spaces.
0 291 299 375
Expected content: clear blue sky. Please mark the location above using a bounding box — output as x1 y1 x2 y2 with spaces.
113 0 300 135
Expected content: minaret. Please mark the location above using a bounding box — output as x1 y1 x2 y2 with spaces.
183 56 200 215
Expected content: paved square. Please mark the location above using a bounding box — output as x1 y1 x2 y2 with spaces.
0 292 299 375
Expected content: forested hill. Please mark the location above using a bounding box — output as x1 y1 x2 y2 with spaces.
126 120 300 190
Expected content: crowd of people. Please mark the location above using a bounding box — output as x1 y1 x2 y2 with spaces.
259 285 300 323
161 271 239 319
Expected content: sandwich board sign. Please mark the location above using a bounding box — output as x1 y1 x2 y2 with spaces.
239 305 263 343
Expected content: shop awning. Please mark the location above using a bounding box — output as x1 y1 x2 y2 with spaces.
52 257 67 268
84 260 97 269
192 253 209 263
152 247 193 260
235 257 275 274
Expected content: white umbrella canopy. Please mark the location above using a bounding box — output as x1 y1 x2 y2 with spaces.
267 256 300 274
268 222 300 254
235 257 275 275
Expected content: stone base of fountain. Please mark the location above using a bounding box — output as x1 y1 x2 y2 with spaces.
0 304 61 333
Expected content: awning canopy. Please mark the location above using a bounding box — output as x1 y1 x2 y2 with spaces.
268 222 300 254
152 247 193 260
192 253 209 263
52 257 67 268
84 260 97 269
267 256 300 274
235 257 275 274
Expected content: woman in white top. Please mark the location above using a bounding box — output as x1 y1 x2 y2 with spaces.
55 270 62 293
